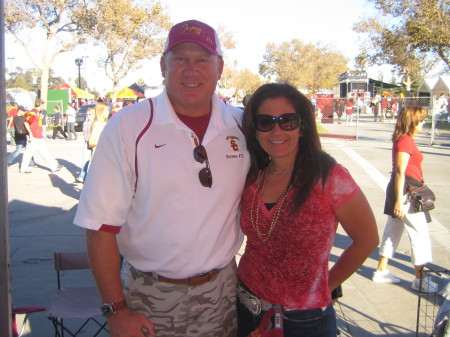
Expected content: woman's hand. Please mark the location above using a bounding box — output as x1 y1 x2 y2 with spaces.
393 199 405 219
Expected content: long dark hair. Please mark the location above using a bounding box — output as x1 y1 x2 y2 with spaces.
242 83 336 212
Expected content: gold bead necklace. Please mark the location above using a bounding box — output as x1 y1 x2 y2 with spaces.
250 162 293 241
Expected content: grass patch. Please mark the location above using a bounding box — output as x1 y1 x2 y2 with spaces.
317 124 329 134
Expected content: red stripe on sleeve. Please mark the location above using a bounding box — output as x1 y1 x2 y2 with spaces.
98 224 121 234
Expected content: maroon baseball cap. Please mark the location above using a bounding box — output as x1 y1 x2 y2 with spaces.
163 20 223 56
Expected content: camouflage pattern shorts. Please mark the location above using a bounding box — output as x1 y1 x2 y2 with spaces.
121 259 238 337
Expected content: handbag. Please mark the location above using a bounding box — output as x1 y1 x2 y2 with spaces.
407 184 435 213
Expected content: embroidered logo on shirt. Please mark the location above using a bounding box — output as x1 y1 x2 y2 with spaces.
226 136 240 151
154 144 166 148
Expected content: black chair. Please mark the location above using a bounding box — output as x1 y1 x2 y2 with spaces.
47 252 108 337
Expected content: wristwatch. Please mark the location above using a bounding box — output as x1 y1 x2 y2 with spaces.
100 300 127 317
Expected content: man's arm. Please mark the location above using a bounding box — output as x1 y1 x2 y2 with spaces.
24 122 33 141
85 229 155 337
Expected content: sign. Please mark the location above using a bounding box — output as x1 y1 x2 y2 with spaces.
339 71 368 82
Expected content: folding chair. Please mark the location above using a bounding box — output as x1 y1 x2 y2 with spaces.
13 306 46 337
47 252 108 337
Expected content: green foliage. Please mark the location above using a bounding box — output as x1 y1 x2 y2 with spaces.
354 0 449 83
259 40 349 93
91 0 171 95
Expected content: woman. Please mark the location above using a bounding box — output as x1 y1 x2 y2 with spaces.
372 106 435 293
76 108 95 183
89 102 110 157
238 83 379 337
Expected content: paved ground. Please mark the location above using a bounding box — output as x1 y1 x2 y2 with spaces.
6 130 450 336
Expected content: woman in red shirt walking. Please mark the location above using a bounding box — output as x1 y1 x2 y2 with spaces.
372 106 435 293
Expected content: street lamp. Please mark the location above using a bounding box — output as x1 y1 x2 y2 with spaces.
7 57 14 73
74 58 83 89
82 56 89 90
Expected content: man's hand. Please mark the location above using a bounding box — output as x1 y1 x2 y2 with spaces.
108 308 156 337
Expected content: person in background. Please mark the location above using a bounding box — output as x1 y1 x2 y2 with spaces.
51 106 68 140
7 101 18 145
65 103 78 140
20 98 62 174
76 108 95 183
88 102 110 157
74 19 249 336
111 98 123 115
345 98 354 125
372 106 436 293
237 83 378 336
7 106 36 167
41 105 49 139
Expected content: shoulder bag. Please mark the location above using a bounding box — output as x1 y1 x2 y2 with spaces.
407 183 435 213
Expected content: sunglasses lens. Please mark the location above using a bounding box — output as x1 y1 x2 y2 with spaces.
194 145 207 163
199 167 212 187
255 113 300 132
255 115 276 132
194 145 212 187
279 113 300 131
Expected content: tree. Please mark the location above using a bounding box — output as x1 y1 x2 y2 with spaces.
354 0 449 73
91 0 171 99
234 69 264 96
5 0 95 104
354 17 439 90
259 40 349 93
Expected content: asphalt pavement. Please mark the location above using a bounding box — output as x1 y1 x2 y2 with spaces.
6 130 450 336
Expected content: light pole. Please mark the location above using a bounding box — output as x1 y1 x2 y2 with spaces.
82 56 89 90
7 57 14 73
74 58 83 89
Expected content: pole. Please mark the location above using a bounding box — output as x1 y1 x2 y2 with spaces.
1 0 13 335
78 65 81 89
74 58 83 89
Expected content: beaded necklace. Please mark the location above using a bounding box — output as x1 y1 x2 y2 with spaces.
250 162 293 241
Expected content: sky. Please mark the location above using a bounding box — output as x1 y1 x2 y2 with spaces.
5 0 381 96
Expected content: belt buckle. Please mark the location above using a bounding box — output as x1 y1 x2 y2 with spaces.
250 299 262 315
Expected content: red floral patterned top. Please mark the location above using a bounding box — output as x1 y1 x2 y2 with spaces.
237 164 359 310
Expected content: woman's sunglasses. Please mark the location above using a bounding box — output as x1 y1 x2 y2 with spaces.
255 113 301 132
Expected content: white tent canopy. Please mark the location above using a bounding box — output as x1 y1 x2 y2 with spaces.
6 88 36 110
417 75 450 96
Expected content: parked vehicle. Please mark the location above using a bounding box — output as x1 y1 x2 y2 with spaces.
73 102 113 131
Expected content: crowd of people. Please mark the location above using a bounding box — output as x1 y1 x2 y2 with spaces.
6 18 444 337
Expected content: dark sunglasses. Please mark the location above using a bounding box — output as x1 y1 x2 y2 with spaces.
255 113 301 132
193 145 213 188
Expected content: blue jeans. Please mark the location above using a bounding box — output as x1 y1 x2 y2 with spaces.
8 142 36 166
237 297 337 337
67 122 77 140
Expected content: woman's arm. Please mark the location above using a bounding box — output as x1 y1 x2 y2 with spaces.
393 152 410 219
328 190 379 292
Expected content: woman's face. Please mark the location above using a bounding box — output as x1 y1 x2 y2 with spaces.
414 119 425 134
255 97 301 163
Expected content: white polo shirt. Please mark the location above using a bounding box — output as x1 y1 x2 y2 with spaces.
74 89 250 278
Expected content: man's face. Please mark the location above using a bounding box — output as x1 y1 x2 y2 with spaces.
161 42 223 116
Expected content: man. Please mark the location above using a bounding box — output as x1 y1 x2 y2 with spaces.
74 20 249 336
7 106 36 167
7 101 18 145
430 93 448 136
51 106 68 140
111 98 123 115
20 98 62 173
65 103 77 140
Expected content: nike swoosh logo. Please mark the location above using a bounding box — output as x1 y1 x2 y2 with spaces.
154 144 166 148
